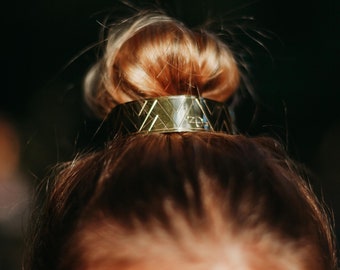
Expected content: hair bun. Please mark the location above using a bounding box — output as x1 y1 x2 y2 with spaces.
85 12 240 118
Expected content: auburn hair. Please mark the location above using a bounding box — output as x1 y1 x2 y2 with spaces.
84 11 240 118
25 10 337 270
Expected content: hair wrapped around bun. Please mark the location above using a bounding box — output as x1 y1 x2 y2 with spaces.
85 12 240 118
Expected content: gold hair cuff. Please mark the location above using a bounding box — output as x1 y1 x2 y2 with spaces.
108 95 235 135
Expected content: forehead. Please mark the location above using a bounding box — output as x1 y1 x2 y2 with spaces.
79 223 307 270
86 244 304 270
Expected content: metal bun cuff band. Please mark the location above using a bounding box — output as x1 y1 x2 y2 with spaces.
107 95 235 135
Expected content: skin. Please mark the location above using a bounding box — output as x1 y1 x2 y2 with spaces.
85 242 306 270
69 176 319 270
99 246 304 270
77 223 309 270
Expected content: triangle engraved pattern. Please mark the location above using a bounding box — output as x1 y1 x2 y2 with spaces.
108 96 234 135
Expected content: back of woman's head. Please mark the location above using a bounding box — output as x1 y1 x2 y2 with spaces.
26 10 337 270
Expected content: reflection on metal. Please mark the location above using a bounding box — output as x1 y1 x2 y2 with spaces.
108 95 235 135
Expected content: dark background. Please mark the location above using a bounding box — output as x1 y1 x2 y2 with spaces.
0 0 339 265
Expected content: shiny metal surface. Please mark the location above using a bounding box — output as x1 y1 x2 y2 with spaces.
108 95 235 135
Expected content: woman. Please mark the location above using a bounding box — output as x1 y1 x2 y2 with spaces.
26 11 337 270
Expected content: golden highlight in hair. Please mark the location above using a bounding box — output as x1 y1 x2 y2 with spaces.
85 12 240 118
